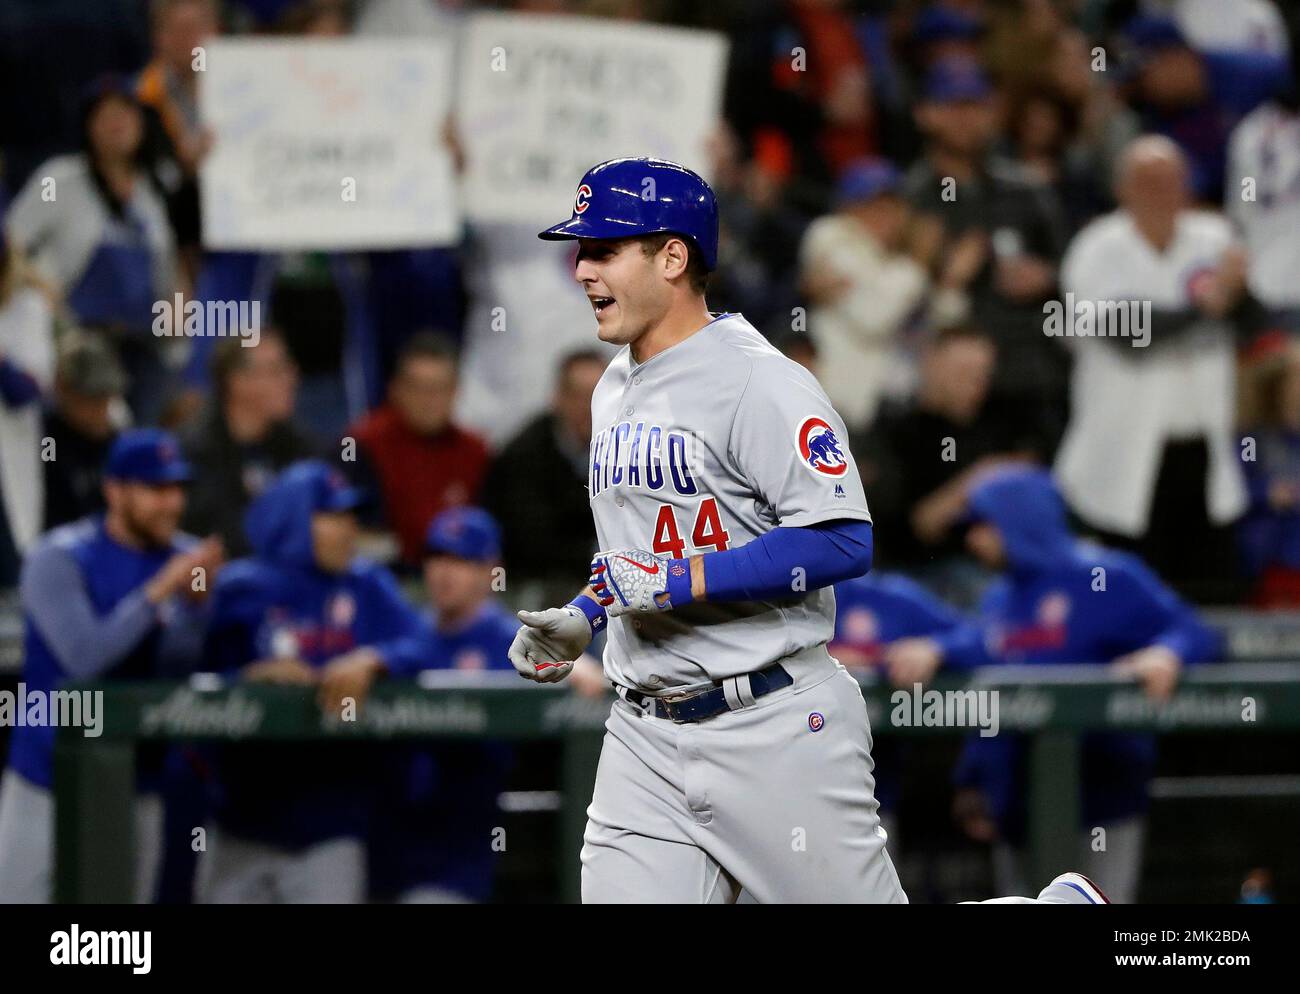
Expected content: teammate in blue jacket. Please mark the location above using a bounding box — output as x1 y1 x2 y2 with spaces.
0 429 221 902
832 572 965 672
369 507 518 903
197 460 426 903
886 466 1221 903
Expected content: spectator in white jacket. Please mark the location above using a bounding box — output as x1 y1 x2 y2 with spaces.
4 75 178 424
0 232 56 590
1053 135 1249 603
799 158 968 431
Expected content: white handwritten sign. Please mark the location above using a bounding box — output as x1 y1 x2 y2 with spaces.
457 13 728 225
199 38 460 250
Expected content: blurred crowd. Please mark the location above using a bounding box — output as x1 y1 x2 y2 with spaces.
5 0 1300 606
0 0 1297 903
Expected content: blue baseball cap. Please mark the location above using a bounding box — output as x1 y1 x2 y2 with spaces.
424 506 501 562
835 158 902 206
924 58 993 103
104 428 193 484
307 464 365 513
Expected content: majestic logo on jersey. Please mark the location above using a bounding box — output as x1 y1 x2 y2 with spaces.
796 417 848 477
574 184 593 214
589 421 699 500
808 712 825 732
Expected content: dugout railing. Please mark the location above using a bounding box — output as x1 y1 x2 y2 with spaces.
52 663 1300 903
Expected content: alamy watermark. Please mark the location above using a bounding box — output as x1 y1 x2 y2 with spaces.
151 294 261 347
0 685 102 738
50 925 150 974
1043 294 1151 348
890 683 999 737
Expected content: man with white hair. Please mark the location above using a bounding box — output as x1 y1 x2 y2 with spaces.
1053 135 1249 603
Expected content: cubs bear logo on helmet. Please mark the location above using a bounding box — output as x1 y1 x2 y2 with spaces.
537 157 719 270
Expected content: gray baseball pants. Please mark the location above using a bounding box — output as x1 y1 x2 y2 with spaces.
581 652 907 904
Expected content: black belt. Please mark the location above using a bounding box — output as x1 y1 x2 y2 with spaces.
619 663 793 723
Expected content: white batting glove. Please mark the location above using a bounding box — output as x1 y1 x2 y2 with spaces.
508 607 594 683
589 548 691 618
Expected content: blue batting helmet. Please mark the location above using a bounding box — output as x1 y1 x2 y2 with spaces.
537 157 719 270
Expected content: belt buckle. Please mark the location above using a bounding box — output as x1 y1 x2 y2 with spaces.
658 689 695 723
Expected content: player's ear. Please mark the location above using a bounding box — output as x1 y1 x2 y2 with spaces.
662 237 690 282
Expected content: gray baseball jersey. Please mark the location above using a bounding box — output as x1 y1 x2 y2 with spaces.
588 312 872 691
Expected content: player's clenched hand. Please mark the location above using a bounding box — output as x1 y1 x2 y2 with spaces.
1111 645 1182 703
589 548 687 617
318 648 386 716
145 536 224 605
508 607 593 683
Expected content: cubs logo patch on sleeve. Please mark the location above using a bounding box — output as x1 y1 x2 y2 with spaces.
796 416 849 477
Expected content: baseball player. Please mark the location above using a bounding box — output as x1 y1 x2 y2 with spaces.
508 157 906 903
197 460 427 903
368 507 518 903
0 428 220 902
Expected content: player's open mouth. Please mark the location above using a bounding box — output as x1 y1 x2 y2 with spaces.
590 296 616 316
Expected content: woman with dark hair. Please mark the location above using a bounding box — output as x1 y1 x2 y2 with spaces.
4 74 180 424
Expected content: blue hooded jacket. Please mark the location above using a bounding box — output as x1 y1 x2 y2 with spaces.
936 468 1221 839
832 571 965 666
202 461 429 848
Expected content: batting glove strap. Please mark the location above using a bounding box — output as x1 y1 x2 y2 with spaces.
567 594 608 635
589 549 692 616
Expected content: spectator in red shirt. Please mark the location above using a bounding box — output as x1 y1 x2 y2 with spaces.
345 333 488 568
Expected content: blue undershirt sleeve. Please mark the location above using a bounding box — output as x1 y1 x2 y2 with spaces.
698 519 873 604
